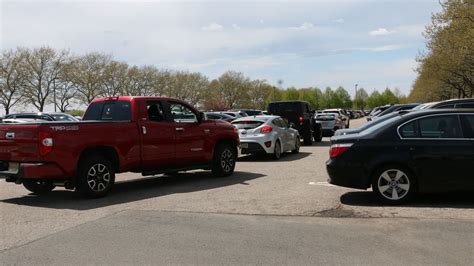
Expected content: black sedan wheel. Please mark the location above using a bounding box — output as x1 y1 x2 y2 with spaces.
372 166 416 204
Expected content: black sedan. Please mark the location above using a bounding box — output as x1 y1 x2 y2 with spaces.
327 109 474 204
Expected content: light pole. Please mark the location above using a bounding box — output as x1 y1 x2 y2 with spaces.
53 79 57 112
355 84 358 109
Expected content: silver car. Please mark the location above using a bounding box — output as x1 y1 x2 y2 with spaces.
315 113 345 137
232 115 300 160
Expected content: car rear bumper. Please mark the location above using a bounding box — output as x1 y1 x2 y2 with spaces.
326 158 369 189
0 162 68 182
240 140 273 154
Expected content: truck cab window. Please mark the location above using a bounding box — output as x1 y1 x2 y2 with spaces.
169 102 198 123
147 102 165 122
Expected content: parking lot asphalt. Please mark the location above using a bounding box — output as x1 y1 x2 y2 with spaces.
1 118 473 264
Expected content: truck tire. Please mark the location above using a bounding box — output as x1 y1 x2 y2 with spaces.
303 128 313 146
76 156 115 198
313 125 323 142
23 180 55 194
212 143 236 177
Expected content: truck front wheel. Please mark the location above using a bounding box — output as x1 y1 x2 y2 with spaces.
76 156 115 198
23 180 55 194
212 143 236 177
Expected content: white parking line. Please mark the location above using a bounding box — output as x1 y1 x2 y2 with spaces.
308 181 336 187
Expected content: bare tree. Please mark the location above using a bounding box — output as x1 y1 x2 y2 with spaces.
54 59 78 112
169 71 209 106
101 61 128 97
72 53 110 104
22 47 69 112
217 71 251 109
0 49 26 114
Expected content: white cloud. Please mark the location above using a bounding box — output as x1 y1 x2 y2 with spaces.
371 44 405 52
332 18 344 23
290 22 315 31
232 24 241 30
259 19 264 24
201 22 223 31
172 55 282 70
369 27 395 36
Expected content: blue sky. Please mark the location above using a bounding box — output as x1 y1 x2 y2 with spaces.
1 0 441 97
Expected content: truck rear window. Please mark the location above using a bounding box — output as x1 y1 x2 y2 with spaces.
268 103 303 115
83 101 131 121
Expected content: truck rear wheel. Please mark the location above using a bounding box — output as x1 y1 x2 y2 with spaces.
212 143 236 177
23 180 55 194
313 126 323 142
76 156 115 198
303 129 313 146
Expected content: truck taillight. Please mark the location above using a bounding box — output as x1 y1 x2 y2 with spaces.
329 143 352 158
38 132 53 156
260 125 273 133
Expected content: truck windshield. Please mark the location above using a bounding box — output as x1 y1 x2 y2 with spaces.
83 100 131 121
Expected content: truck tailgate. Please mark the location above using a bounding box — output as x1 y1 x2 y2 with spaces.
0 124 41 162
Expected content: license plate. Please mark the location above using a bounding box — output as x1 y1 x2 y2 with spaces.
240 143 249 149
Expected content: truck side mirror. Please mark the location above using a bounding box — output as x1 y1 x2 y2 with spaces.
199 112 206 122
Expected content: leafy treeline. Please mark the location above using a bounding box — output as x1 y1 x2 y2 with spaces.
410 0 473 101
0 47 404 114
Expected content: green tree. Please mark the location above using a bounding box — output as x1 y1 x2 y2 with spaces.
334 86 352 108
410 0 474 101
354 88 368 110
283 87 300 100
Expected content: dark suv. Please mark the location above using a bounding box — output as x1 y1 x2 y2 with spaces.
267 101 322 145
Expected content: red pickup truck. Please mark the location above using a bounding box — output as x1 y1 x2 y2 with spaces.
0 96 239 197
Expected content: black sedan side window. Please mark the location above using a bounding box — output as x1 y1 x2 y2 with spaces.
399 121 418 138
419 115 462 139
460 115 474 138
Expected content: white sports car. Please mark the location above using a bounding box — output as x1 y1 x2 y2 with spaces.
232 115 300 160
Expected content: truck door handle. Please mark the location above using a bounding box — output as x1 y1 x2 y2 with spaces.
176 127 185 132
142 126 147 135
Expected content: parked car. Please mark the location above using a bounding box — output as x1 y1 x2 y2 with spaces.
4 112 79 122
232 115 300 160
367 104 392 121
327 109 474 204
334 110 411 136
412 101 439 110
315 113 345 137
204 112 235 122
222 111 248 119
427 98 474 109
0 96 239 198
230 109 264 116
370 103 420 121
2 118 41 124
322 109 350 128
267 101 322 145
